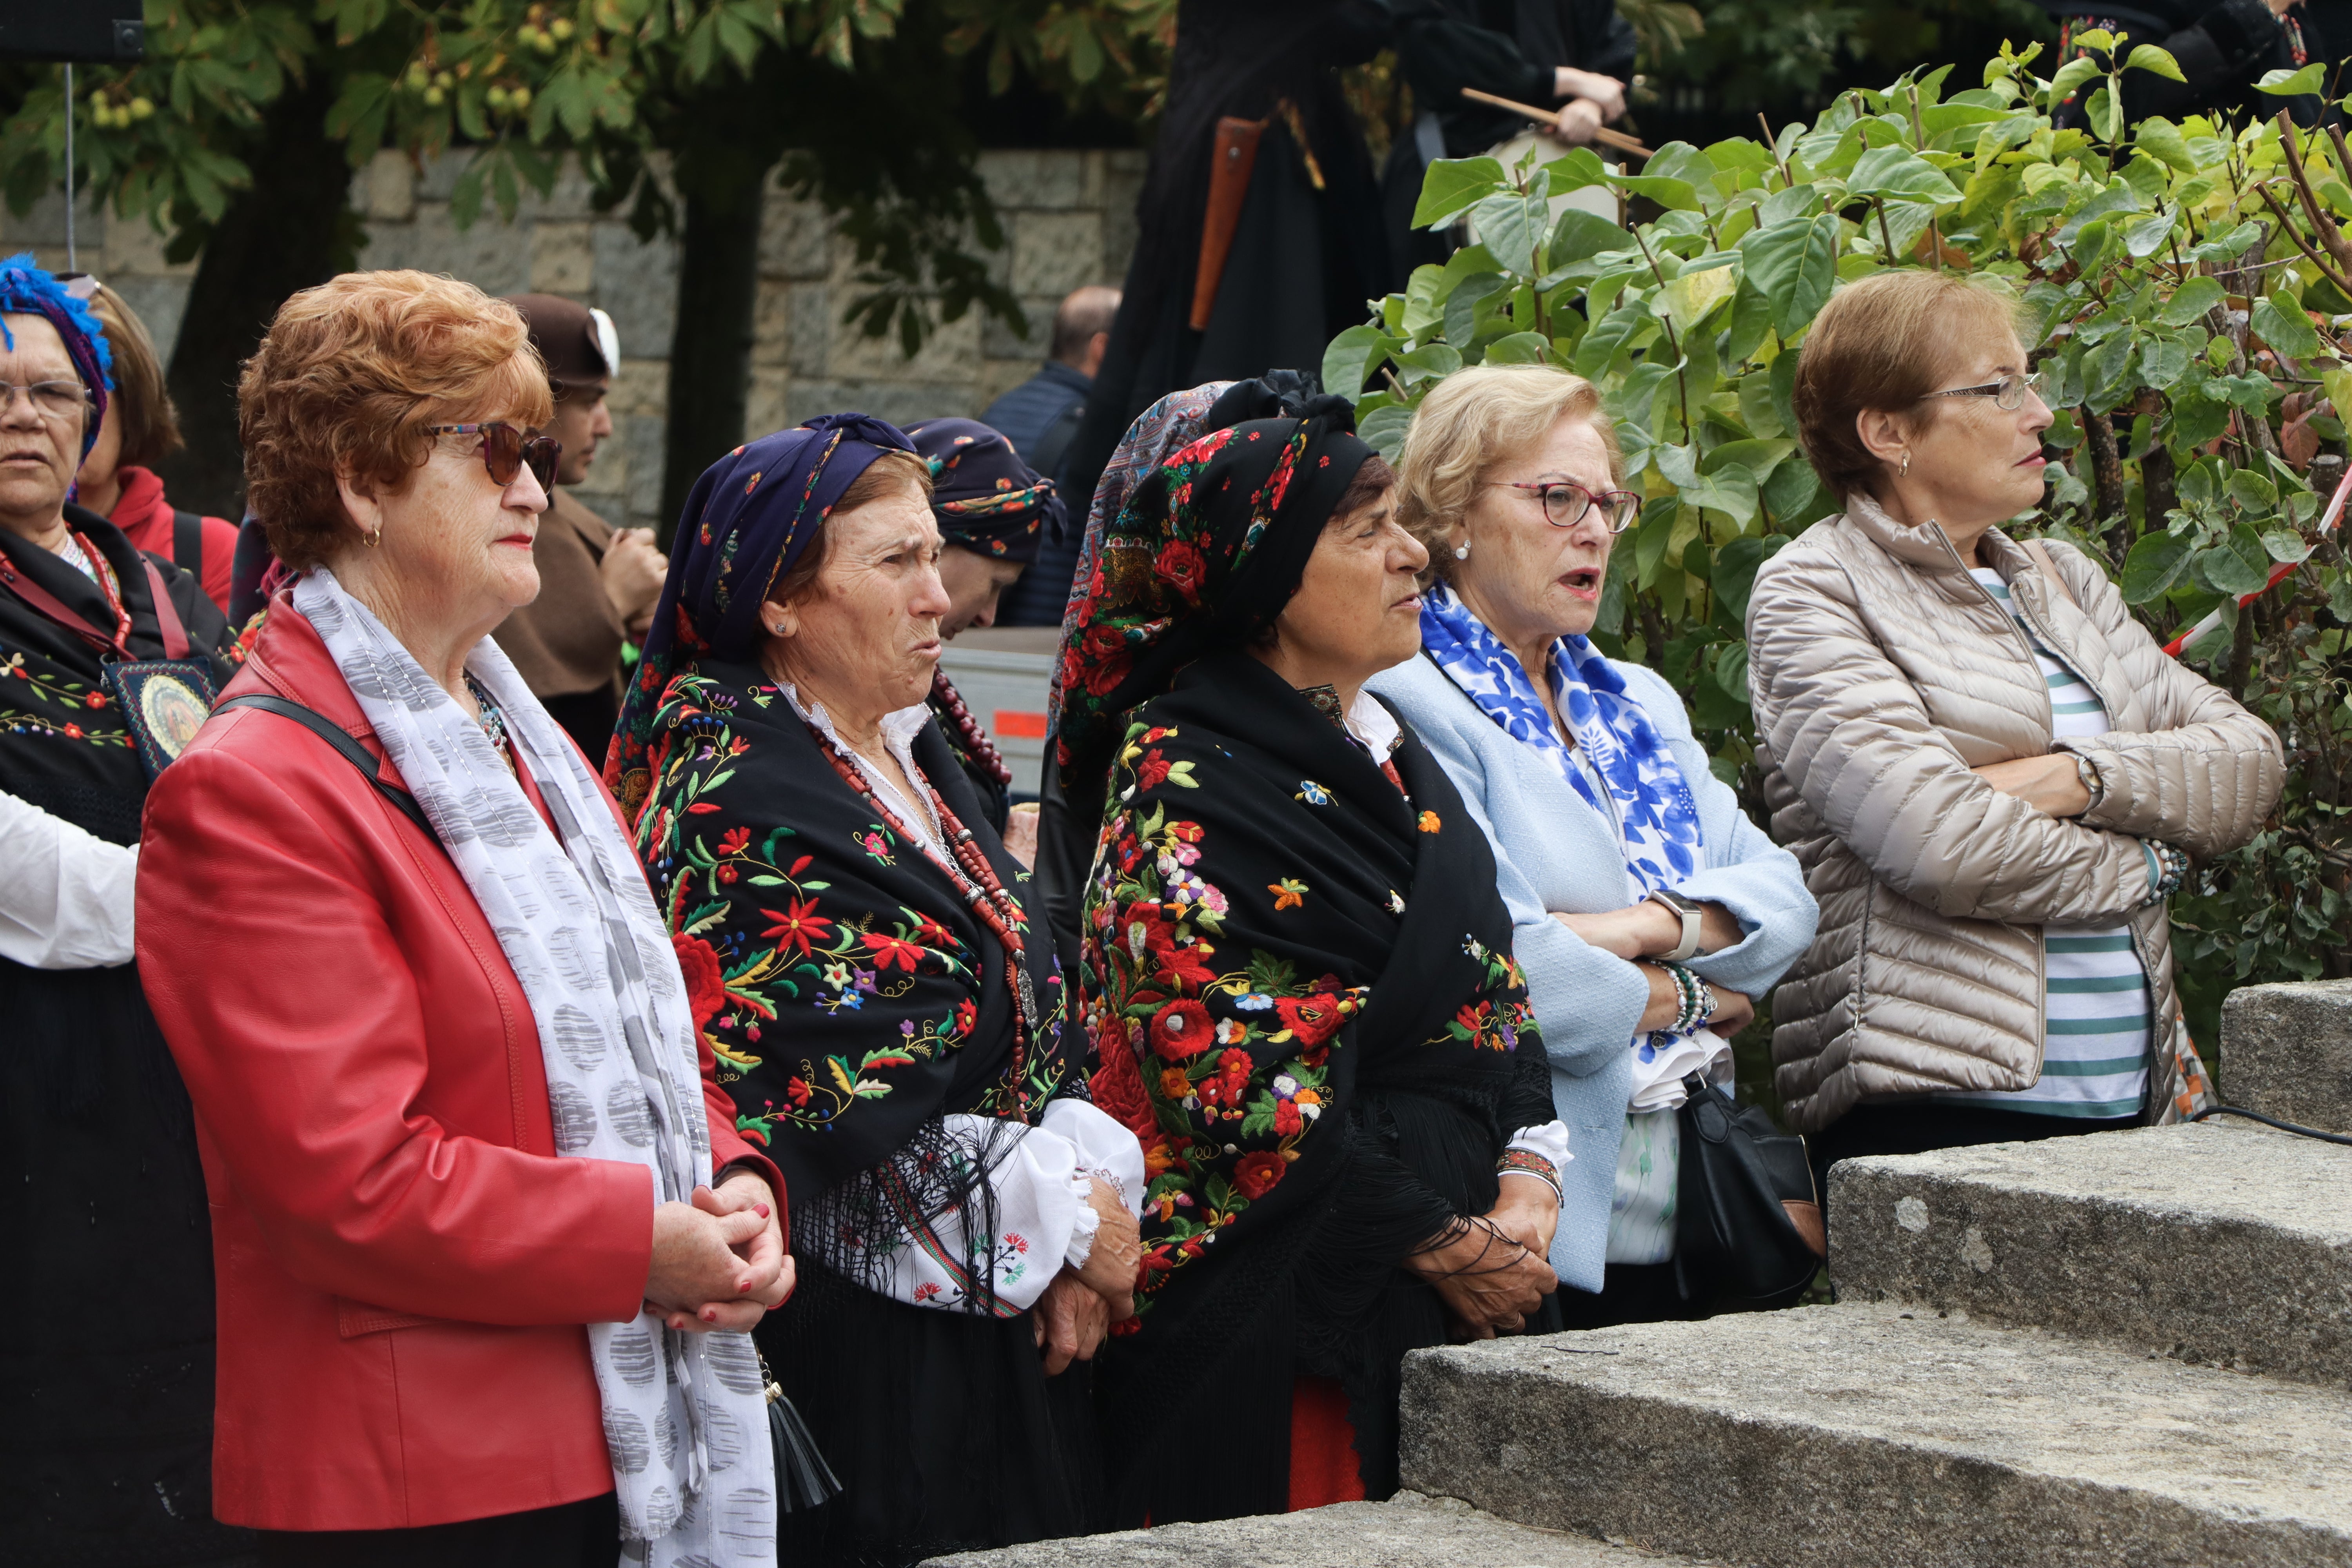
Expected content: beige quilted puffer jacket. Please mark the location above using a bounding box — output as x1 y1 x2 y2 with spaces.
1746 495 2285 1134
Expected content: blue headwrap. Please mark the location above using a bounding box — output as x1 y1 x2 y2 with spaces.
0 253 112 458
605 412 918 806
904 417 1062 566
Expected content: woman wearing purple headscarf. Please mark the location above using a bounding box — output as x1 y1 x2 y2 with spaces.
613 414 1145 1568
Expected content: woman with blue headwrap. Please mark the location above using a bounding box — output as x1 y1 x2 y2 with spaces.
0 255 247 1562
904 416 1064 837
613 414 1145 1567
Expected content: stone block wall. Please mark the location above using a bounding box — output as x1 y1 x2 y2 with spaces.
0 146 1142 532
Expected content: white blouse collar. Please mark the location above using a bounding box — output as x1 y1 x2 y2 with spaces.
1347 688 1402 760
779 681 944 858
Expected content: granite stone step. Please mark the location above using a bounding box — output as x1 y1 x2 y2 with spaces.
1401 1304 2352 1568
924 1495 1716 1568
1826 1120 2352 1389
2225 978 2352 1136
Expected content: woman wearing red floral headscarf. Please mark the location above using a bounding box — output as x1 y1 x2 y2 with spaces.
1065 397 1569 1526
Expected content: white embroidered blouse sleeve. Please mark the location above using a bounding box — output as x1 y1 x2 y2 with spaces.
867 1100 1146 1314
0 787 138 970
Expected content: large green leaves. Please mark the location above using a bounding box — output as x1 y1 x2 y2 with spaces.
1412 157 1508 227
1846 145 1962 204
2252 294 2328 360
2121 532 2195 603
2257 63 2327 96
1739 214 1840 338
2195 526 2274 597
1321 325 1392 399
1470 188 1551 277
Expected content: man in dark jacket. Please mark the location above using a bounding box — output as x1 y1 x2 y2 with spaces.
492 293 668 762
990 284 1119 626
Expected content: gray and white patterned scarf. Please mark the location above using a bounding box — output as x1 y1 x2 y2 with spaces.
294 568 775 1567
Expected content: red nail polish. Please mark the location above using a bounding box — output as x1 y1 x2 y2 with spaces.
702 1308 717 1323
755 1203 770 1218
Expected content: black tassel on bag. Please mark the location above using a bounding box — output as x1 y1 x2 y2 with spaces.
759 1349 842 1512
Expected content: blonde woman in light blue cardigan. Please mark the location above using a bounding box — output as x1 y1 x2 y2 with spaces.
1367 365 1816 1323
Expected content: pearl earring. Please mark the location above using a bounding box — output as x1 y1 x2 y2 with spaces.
1453 540 1471 561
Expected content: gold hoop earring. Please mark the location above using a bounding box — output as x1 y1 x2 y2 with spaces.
362 525 381 548
1898 452 1911 479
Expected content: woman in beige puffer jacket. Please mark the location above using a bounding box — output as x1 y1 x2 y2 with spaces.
1746 272 2283 1189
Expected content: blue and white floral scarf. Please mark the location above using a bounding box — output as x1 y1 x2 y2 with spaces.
1420 583 1719 1110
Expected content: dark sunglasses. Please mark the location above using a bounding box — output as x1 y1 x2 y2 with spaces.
428 422 561 491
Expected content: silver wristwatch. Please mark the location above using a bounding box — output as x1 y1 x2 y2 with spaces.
1648 888 1704 962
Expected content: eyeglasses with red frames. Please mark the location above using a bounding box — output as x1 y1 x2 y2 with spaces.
1490 479 1643 534
428 422 562 492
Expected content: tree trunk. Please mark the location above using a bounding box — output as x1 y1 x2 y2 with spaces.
658 180 766 545
2083 408 2126 563
155 78 358 519
2136 387 2177 557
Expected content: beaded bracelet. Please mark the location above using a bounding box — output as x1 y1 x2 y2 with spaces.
1659 960 1714 1035
2144 840 2189 904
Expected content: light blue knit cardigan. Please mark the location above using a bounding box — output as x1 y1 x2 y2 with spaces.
1368 652 1818 1294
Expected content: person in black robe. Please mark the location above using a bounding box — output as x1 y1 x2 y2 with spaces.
2038 1 2322 128
612 414 1146 1568
0 256 247 1564
1057 396 1570 1522
1381 0 1638 272
1057 0 1397 529
1060 0 1640 524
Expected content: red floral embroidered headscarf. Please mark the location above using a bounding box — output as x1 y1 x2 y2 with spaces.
1054 404 1373 803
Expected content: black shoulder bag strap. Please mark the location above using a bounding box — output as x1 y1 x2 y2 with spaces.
171 510 204 575
214 693 440 846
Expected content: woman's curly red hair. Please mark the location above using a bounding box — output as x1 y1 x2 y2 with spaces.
239 270 553 571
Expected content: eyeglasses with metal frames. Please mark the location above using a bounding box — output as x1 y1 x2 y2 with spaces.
1922 371 2043 412
1490 479 1643 534
0 380 93 422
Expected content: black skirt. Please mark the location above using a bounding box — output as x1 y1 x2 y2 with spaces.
759 1262 1102 1568
0 960 251 1566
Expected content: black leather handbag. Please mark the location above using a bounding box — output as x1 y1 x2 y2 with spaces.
1671 1074 1826 1311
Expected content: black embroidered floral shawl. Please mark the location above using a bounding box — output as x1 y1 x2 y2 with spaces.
0 506 234 845
629 657 1081 1279
1080 649 1552 1520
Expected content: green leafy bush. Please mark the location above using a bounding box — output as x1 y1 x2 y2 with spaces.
1332 38 2350 1089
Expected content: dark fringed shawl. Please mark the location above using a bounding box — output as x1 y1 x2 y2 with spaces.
1079 652 1555 1522
628 658 1082 1307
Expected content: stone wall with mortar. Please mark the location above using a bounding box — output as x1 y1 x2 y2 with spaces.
0 147 1142 532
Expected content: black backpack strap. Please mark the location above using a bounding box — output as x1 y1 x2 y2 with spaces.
214 693 439 846
171 510 204 575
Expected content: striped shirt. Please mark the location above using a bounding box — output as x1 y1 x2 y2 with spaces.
1938 568 2151 1119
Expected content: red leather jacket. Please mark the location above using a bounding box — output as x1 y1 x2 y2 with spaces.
136 599 780 1532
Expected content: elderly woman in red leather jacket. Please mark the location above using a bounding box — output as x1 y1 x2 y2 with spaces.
136 270 789 1568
